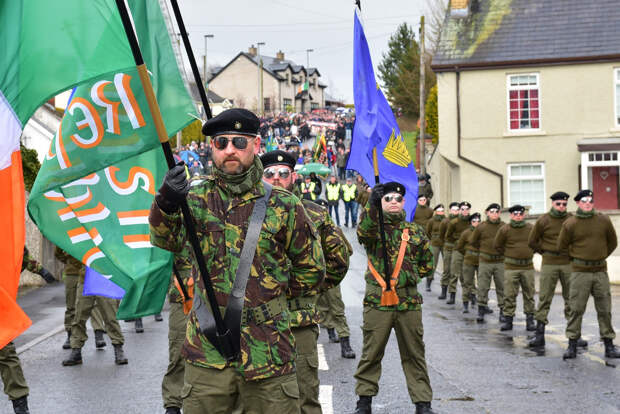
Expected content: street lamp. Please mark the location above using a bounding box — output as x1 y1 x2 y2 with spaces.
257 42 265 116
306 48 314 68
203 34 214 90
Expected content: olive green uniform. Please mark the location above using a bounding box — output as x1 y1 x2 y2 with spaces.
494 221 535 317
470 219 505 308
438 214 457 288
354 204 433 404
316 287 349 338
456 227 478 302
149 157 325 414
445 215 471 294
528 210 572 325
0 342 28 402
413 205 433 231
558 209 617 341
425 215 443 283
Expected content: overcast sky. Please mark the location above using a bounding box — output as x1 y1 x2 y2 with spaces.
172 0 430 104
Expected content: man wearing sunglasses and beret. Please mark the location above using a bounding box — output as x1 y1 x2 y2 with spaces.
353 182 435 414
558 189 620 359
149 108 326 413
260 149 354 413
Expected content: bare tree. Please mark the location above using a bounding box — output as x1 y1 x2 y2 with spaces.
425 0 449 55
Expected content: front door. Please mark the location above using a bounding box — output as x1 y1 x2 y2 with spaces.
592 166 619 209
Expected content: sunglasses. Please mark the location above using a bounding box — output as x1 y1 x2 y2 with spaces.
383 194 403 203
579 197 594 203
263 167 291 179
471 218 481 222
460 206 470 211
512 211 524 216
435 208 445 212
213 135 254 150
488 209 499 213
554 201 568 206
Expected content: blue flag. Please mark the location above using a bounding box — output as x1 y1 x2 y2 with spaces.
347 8 418 220
83 266 125 300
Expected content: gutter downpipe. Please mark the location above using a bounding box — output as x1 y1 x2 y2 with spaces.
455 67 504 204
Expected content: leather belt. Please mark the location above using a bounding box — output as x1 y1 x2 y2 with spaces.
504 256 533 266
571 258 605 267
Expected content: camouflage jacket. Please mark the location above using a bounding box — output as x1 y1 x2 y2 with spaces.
288 199 352 328
54 247 85 280
357 204 433 311
149 159 325 381
168 245 194 304
21 247 43 274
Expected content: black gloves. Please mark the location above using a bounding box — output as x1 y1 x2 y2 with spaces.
369 184 385 208
39 268 56 284
155 162 190 214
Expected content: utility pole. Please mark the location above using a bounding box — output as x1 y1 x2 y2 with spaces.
306 48 314 68
203 34 214 92
257 42 265 116
419 16 426 177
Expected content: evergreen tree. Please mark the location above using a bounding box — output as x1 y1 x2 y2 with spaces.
21 144 41 192
377 23 417 103
425 84 438 145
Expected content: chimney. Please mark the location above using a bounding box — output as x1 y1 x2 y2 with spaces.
450 0 469 18
248 44 257 56
276 50 285 61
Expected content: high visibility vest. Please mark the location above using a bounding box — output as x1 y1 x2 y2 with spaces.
301 182 317 200
342 184 356 202
326 183 341 201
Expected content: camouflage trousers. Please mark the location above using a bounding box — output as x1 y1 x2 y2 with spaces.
440 249 453 288
449 251 464 294
162 302 188 410
429 246 442 282
317 286 350 338
476 261 505 308
535 264 571 325
70 283 124 349
503 269 535 317
566 271 616 341
0 342 28 401
461 264 478 302
63 273 105 333
292 325 320 414
354 307 432 404
182 364 300 414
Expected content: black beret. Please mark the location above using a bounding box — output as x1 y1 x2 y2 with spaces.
574 189 593 201
550 191 570 201
508 204 525 213
433 204 444 211
314 199 328 208
417 194 428 199
486 203 501 211
383 182 405 196
449 202 460 209
260 150 296 169
459 201 472 209
202 108 259 137
469 212 481 222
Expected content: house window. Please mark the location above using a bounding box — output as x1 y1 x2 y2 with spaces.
615 69 620 126
508 74 540 130
311 102 319 110
508 163 545 214
283 98 292 110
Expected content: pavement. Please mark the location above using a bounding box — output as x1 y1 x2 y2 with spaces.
3 213 620 413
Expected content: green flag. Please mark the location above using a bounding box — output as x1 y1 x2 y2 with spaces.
27 1 197 319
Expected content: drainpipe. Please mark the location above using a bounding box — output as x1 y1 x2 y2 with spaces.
456 68 504 204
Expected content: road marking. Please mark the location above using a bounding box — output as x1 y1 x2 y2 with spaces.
319 385 333 414
317 343 329 370
17 324 65 355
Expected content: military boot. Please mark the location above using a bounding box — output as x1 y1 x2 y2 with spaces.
528 321 545 347
484 306 494 315
94 330 106 349
446 292 456 304
340 337 356 358
476 305 486 323
525 314 536 331
135 318 144 333
500 315 513 331
62 348 83 366
470 293 477 306
462 302 469 314
12 396 29 414
499 309 507 323
425 278 432 292
165 407 181 414
577 338 588 348
563 339 577 359
327 328 339 343
415 401 436 414
353 396 372 414
438 286 447 300
62 330 71 350
114 344 128 365
604 338 620 358
154 313 163 322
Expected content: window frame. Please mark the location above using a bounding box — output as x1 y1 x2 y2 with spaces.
507 162 546 214
506 73 541 132
614 68 620 127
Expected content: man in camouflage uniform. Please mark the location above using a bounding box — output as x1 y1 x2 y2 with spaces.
444 201 471 305
558 190 620 359
55 246 107 350
353 182 435 414
1 247 55 414
59 248 128 366
438 202 459 299
413 195 433 230
261 150 353 413
456 213 480 314
149 109 325 414
424 205 445 292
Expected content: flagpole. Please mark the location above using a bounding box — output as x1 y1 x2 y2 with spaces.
372 148 393 293
168 0 213 120
114 0 235 360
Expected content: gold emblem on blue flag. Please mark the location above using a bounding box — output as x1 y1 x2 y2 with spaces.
382 129 412 167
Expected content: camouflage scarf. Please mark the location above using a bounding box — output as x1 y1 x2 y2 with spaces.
433 214 443 221
576 208 596 219
384 210 406 225
213 156 263 196
549 207 567 218
510 219 526 228
460 214 470 222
